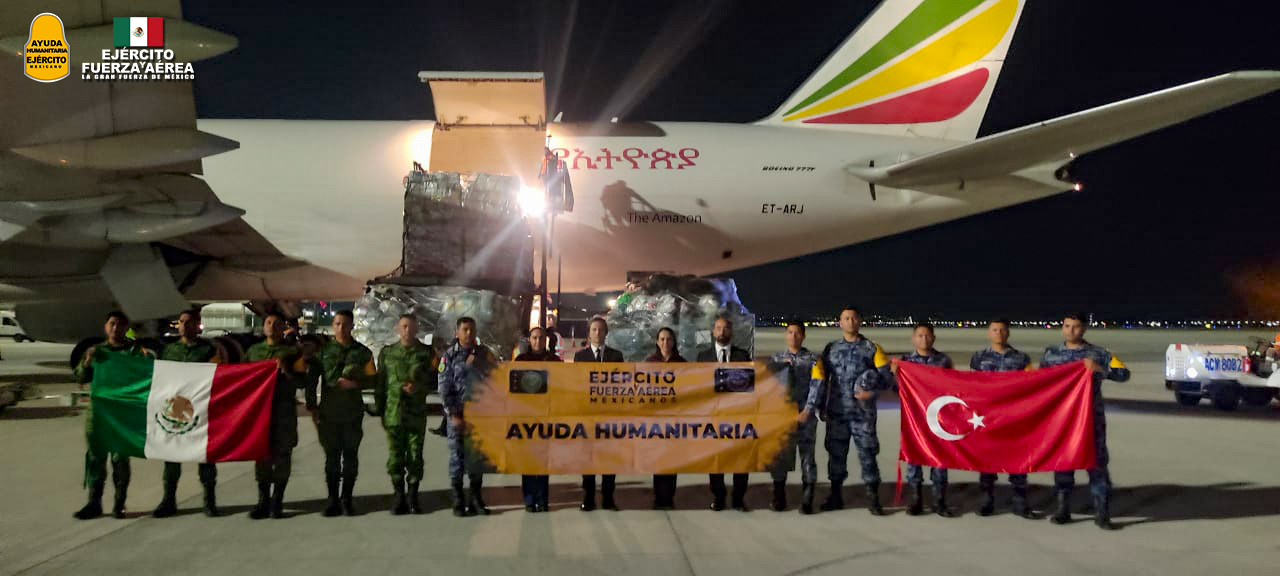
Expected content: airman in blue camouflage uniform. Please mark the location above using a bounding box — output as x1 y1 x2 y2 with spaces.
970 319 1035 518
892 322 956 517
439 316 496 516
768 321 822 514
1040 313 1130 530
811 306 890 515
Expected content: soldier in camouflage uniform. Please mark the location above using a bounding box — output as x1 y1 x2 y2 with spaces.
153 309 223 518
439 316 496 516
1041 313 1130 530
375 314 435 515
305 310 376 517
811 306 890 515
891 322 956 517
970 319 1035 518
768 321 821 514
73 311 153 520
245 312 307 519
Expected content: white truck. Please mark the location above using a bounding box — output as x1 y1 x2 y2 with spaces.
1165 339 1280 410
0 310 32 342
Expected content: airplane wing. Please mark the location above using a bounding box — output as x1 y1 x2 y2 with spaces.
846 71 1280 190
0 1 359 329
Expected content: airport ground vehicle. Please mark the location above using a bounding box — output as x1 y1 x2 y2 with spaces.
1165 339 1280 410
0 311 33 342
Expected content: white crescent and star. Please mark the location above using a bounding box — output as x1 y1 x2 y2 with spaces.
925 395 985 442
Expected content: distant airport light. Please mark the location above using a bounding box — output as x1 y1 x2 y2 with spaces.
518 185 547 218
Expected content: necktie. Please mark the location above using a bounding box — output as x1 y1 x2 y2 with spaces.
596 348 602 362
720 349 727 363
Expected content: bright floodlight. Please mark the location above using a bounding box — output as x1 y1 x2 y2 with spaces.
519 185 547 218
606 298 618 308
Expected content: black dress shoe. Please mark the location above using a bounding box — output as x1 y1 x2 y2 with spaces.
732 501 749 512
537 503 550 512
710 499 726 511
526 505 538 513
580 501 596 511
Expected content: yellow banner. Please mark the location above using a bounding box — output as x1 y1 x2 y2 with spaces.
464 361 799 474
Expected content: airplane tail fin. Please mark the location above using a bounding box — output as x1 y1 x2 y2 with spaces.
759 0 1026 140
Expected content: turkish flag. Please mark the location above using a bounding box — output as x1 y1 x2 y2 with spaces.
898 361 1095 473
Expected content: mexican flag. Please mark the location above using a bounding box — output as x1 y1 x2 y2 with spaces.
90 354 277 463
113 17 165 47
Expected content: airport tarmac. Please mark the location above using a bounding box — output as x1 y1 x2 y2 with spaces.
2 328 1278 576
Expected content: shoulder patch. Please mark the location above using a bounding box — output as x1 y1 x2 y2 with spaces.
810 361 825 381
872 344 888 368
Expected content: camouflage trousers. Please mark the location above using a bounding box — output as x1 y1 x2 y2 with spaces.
823 405 879 486
771 413 818 484
162 462 216 486
317 418 363 482
905 464 947 489
84 448 130 490
385 425 426 485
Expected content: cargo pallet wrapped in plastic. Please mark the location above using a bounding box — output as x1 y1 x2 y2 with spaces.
353 283 527 361
604 274 755 361
359 167 536 360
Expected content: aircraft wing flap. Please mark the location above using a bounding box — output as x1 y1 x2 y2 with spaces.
848 71 1280 189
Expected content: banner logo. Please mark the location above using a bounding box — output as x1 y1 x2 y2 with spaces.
22 13 70 82
83 17 193 81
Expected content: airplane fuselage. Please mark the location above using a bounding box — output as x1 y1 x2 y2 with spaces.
196 119 1063 294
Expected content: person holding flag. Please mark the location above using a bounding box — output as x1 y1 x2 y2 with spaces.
890 322 955 517
73 311 153 520
244 311 309 519
1040 313 1130 530
970 319 1035 518
812 306 890 515
153 308 223 518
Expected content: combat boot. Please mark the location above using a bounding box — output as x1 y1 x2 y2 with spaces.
73 481 105 520
430 419 447 437
934 486 955 518
391 479 408 515
1050 489 1072 525
800 483 815 515
771 481 787 511
202 481 220 517
407 482 422 514
322 474 342 517
270 481 288 519
469 474 490 515
978 482 995 516
111 483 128 519
906 484 923 515
249 482 271 519
340 476 357 516
820 482 843 511
153 477 178 518
866 483 884 516
1011 486 1033 519
1093 494 1116 530
451 479 470 517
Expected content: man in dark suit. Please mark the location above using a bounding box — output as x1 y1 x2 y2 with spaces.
698 315 752 511
573 317 624 511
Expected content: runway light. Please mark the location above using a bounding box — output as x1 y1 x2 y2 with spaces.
518 185 547 218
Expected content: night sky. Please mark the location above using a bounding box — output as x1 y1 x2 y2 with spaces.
183 0 1280 320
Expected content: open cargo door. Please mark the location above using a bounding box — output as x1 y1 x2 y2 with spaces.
420 71 546 186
